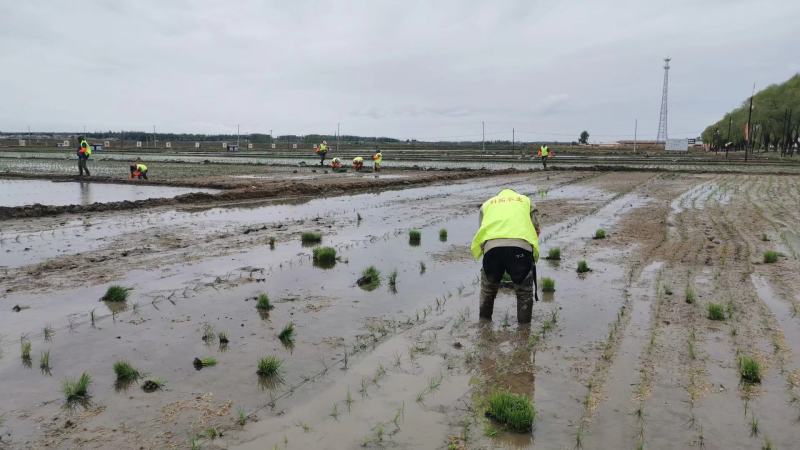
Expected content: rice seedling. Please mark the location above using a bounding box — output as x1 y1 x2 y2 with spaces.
762 437 773 450
312 246 337 268
738 355 761 384
268 236 276 249
206 427 219 439
541 277 555 292
89 308 96 326
218 331 229 345
193 357 217 369
330 403 340 420
43 325 54 342
750 415 759 436
346 387 354 412
593 228 606 239
576 260 591 273
114 360 141 383
141 378 166 392
278 323 295 347
256 293 273 311
357 212 362 222
236 406 247 426
20 338 32 364
301 231 322 245
485 391 535 432
439 228 448 241
201 323 215 343
360 377 370 398
685 287 696 304
189 434 200 450
357 266 381 291
707 303 725 321
101 285 130 302
545 247 561 260
63 372 91 403
760 233 769 241
419 261 426 274
409 229 421 246
40 350 51 374
257 356 282 378
763 250 779 263
388 270 398 293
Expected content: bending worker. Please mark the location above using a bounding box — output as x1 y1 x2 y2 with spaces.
129 162 148 180
77 136 92 177
537 144 551 169
316 140 328 166
352 156 364 171
330 157 342 170
471 188 541 324
372 149 382 172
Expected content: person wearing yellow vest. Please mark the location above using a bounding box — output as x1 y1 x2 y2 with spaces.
372 150 383 172
76 136 92 177
352 156 364 171
129 161 149 180
536 145 551 169
316 140 329 166
471 188 541 324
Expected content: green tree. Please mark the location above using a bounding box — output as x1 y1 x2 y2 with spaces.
579 131 589 144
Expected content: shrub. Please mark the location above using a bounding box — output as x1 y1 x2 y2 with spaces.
256 293 273 311
409 229 421 246
358 266 382 291
301 232 322 245
257 356 282 377
738 355 761 384
312 247 337 267
114 361 141 383
577 260 591 273
102 285 130 302
763 250 778 264
545 247 561 260
594 229 606 239
63 372 92 402
707 303 725 321
486 391 535 432
541 277 555 292
439 229 448 242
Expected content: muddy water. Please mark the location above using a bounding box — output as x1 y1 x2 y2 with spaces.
0 179 216 207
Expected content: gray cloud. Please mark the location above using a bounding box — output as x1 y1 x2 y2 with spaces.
1 0 798 141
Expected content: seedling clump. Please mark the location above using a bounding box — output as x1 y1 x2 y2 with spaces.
102 285 130 302
576 260 591 273
409 229 421 246
301 231 322 245
20 339 32 364
357 266 382 291
312 246 337 268
545 247 561 260
268 237 276 249
738 355 761 384
707 303 725 321
257 355 283 378
114 360 141 383
193 357 217 370
388 270 398 293
278 322 295 347
142 378 166 392
256 293 274 311
763 250 778 264
485 391 535 432
685 287 696 304
439 229 448 242
40 350 51 373
63 372 92 403
541 277 555 292
594 228 606 239
218 331 229 345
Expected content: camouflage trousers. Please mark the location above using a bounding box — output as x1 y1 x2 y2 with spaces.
479 267 535 324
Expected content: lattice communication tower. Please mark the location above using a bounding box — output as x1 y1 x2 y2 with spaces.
656 57 671 144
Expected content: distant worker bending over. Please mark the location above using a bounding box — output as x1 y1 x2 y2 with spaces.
316 140 329 166
372 150 382 172
129 162 148 180
471 188 541 324
352 156 364 171
330 157 342 169
77 136 92 177
537 145 552 170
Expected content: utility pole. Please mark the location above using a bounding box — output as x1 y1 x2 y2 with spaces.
237 124 240 149
726 115 732 159
634 119 638 153
512 128 515 152
745 83 755 162
482 121 485 153
153 125 157 149
336 122 340 152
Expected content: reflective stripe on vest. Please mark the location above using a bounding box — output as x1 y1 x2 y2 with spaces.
470 189 540 262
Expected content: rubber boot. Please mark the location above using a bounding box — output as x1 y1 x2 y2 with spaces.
479 269 500 320
514 270 535 324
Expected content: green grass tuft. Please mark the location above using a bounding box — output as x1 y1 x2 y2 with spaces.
409 229 421 246
738 355 761 384
577 260 591 273
685 287 696 304
63 372 92 402
486 391 535 432
312 247 337 267
114 360 141 382
278 322 295 346
256 293 274 311
707 303 725 321
257 356 283 377
102 285 130 302
439 229 448 242
594 228 606 239
358 266 382 291
545 247 561 260
301 231 322 245
763 250 779 264
541 277 555 292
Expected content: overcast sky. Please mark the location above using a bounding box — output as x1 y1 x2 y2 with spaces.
1 0 798 142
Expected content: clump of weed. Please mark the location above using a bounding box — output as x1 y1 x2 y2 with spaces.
301 231 322 245
685 287 696 304
257 356 283 378
40 350 51 374
439 229 448 242
545 247 561 260
576 260 591 273
193 357 217 369
707 303 725 321
541 277 555 293
101 285 130 302
738 355 761 384
141 378 166 392
593 228 606 239
63 372 92 403
388 270 398 293
763 250 779 264
256 293 273 311
485 391 535 432
278 323 295 347
312 246 337 268
357 266 381 291
409 229 421 246
20 338 32 364
114 360 141 383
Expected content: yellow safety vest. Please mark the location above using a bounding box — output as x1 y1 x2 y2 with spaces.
353 156 363 163
540 146 549 157
319 143 328 153
471 189 539 262
80 140 92 156
373 153 382 163
136 163 147 172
